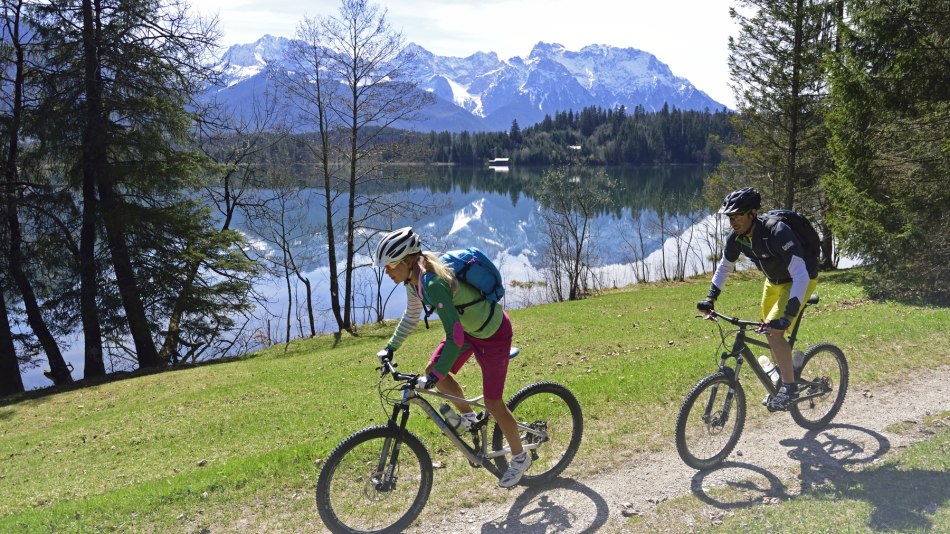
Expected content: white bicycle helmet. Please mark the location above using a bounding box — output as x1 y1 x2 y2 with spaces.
373 227 421 267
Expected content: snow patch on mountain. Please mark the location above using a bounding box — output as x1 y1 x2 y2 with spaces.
444 77 483 116
203 35 726 132
449 198 485 235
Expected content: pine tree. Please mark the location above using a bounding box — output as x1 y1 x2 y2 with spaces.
824 0 949 301
32 0 223 369
721 0 840 265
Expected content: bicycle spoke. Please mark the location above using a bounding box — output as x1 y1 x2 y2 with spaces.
676 373 746 470
790 343 848 430
492 382 583 485
317 426 432 533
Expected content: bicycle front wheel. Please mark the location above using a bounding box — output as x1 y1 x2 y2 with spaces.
492 382 583 486
675 371 746 470
791 343 849 429
316 425 433 534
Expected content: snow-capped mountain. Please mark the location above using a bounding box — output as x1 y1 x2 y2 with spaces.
214 34 292 88
205 36 726 132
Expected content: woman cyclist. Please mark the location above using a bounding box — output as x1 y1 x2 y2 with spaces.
698 187 819 411
373 227 531 488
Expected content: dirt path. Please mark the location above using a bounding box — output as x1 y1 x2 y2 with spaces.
417 366 950 533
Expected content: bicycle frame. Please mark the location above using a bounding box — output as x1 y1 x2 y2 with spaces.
718 324 780 396
708 295 825 403
378 361 546 473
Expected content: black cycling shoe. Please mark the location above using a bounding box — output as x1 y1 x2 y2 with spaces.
766 385 799 412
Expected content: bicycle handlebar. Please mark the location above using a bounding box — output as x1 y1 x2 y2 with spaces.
700 309 763 329
378 359 420 386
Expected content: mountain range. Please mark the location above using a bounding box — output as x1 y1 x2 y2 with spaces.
206 35 727 132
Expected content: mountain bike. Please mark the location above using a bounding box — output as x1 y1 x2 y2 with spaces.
316 348 584 533
675 294 848 470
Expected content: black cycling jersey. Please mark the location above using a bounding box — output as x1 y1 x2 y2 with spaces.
723 216 819 283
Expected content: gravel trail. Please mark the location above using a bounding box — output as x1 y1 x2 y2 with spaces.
417 366 949 533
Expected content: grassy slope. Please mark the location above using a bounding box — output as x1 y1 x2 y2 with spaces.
1 269 947 532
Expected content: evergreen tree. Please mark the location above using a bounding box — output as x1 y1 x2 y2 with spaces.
825 0 949 301
32 0 222 369
2 0 75 386
720 0 839 265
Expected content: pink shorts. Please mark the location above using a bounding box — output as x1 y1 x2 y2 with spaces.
429 312 513 400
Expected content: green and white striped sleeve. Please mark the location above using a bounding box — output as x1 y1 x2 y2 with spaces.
386 284 422 351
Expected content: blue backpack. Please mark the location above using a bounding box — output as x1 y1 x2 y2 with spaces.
422 247 505 332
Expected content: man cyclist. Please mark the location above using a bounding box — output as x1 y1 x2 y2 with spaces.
698 187 819 411
373 227 531 488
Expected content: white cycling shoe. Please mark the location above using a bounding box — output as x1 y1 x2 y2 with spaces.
498 451 532 488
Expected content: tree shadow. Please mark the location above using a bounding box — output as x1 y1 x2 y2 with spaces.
833 465 950 531
689 423 948 530
480 477 609 533
783 423 949 531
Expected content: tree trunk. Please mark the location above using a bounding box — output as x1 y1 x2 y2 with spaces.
323 177 345 332
97 179 161 367
79 179 106 377
158 267 198 363
0 295 25 396
3 10 74 386
342 99 358 334
820 223 836 270
81 0 160 369
295 273 315 337
7 214 74 384
785 0 805 210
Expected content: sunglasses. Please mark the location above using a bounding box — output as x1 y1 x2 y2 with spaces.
727 211 752 222
385 259 403 270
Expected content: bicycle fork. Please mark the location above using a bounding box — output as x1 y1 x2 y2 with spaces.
703 383 737 428
374 401 413 492
704 354 743 428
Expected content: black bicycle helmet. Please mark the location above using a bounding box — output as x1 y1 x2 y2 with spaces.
718 187 761 214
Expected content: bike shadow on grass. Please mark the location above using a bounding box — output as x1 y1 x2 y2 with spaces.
688 423 890 509
480 477 609 533
688 423 950 531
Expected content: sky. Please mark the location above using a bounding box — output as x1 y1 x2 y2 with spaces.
188 0 740 109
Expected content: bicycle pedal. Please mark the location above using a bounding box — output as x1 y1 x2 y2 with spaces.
761 394 771 406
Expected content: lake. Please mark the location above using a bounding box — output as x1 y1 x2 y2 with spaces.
21 165 719 389
243 164 718 334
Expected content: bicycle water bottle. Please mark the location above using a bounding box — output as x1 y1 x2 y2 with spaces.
758 355 780 386
439 403 464 431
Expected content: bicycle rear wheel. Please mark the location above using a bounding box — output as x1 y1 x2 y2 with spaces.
492 381 583 486
316 425 433 534
675 371 746 470
791 343 849 429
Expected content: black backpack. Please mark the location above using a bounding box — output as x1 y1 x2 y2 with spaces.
765 209 821 264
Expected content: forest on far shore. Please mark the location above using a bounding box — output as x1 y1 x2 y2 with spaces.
423 104 735 167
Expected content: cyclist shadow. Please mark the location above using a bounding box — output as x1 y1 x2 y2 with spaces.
481 477 609 533
688 423 950 530
690 423 891 510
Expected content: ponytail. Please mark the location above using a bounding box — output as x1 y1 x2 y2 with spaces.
420 251 457 289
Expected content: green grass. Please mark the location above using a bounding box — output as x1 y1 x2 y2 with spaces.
1 268 948 532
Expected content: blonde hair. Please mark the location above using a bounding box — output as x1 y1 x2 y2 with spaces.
420 251 457 290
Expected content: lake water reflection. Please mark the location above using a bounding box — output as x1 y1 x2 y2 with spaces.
21 165 714 389
246 163 714 334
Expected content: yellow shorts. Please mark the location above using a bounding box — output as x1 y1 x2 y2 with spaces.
761 278 819 330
